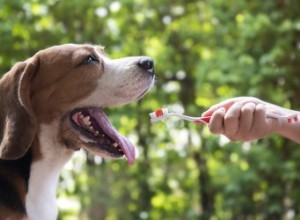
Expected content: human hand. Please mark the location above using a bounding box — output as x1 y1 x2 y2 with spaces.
202 97 288 141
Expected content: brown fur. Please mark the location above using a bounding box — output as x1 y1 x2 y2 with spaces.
30 45 104 123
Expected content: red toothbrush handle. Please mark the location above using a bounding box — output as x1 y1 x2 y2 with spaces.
193 116 211 124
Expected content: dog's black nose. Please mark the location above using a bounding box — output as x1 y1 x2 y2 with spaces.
138 58 154 75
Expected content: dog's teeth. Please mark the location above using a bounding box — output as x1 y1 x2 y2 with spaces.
113 143 119 148
83 116 91 125
79 136 91 143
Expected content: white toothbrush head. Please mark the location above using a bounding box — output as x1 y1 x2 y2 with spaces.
149 108 170 123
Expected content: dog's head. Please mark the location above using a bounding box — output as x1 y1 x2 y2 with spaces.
0 44 155 164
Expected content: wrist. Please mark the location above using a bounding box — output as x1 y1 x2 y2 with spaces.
275 111 300 143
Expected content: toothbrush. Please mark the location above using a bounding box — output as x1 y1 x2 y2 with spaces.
149 108 299 124
149 108 211 124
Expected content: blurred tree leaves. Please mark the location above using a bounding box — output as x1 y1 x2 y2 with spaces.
1 0 300 219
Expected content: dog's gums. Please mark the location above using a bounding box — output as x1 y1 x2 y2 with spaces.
70 107 136 164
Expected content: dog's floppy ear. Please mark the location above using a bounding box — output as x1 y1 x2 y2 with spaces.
0 58 39 159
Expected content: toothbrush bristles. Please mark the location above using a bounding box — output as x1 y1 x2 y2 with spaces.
149 108 169 123
154 109 164 117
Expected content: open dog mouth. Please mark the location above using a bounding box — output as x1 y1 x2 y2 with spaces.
70 107 135 164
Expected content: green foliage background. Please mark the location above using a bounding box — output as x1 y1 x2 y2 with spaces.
1 0 300 219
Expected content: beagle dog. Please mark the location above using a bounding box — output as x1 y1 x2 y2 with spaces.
0 44 155 220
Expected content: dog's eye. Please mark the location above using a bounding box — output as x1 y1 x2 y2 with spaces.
82 55 99 64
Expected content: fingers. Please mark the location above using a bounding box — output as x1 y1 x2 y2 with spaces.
208 108 225 134
223 102 242 137
207 102 269 141
251 104 267 135
205 98 284 142
208 102 256 137
202 97 263 117
202 99 236 117
235 102 256 138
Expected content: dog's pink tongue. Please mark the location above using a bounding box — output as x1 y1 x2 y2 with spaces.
88 108 136 165
119 135 136 165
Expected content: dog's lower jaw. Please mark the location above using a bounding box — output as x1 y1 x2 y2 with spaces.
25 122 74 220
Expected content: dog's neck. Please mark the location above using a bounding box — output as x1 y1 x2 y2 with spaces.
25 122 73 220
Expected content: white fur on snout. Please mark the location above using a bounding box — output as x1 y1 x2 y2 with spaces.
78 56 154 107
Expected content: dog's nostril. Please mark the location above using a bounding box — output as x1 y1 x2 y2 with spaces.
138 58 154 74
